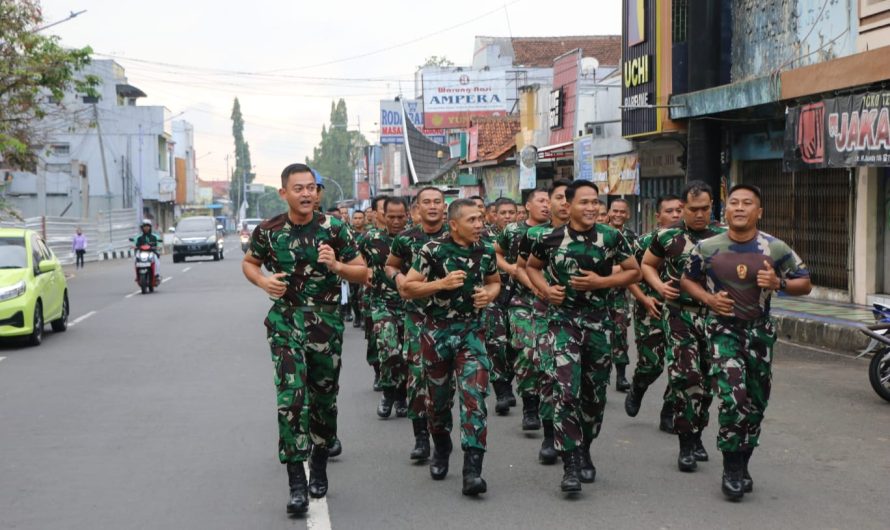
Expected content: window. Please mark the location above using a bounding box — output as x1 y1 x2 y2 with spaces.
50 144 70 156
157 137 168 170
673 0 688 44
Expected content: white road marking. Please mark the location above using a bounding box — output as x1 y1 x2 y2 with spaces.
0 356 6 363
125 290 141 299
68 311 97 327
307 496 332 530
162 277 171 283
182 267 191 273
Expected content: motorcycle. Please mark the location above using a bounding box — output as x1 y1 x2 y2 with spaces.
240 231 250 253
134 244 160 294
857 302 890 402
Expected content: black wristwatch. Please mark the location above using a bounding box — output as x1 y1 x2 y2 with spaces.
390 270 401 281
779 278 787 291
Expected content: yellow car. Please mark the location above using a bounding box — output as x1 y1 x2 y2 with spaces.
0 228 69 346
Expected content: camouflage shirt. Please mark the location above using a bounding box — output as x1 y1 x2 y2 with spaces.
634 229 661 297
410 235 498 321
607 226 637 301
390 224 448 313
529 223 632 315
250 212 359 308
497 221 538 306
685 231 809 320
647 220 727 307
359 228 402 309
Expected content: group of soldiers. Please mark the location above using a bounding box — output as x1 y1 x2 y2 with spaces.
242 162 811 517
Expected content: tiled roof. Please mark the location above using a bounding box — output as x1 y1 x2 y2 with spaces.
472 116 521 161
508 35 622 67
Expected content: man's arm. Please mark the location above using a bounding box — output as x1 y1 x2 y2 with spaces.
641 250 679 300
494 243 517 278
472 272 501 308
401 267 465 300
318 246 367 284
242 252 287 298
526 255 565 305
385 255 404 289
680 275 734 317
570 256 642 291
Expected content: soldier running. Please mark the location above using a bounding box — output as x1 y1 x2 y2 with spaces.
242 163 367 515
361 195 389 391
682 183 810 501
401 198 500 496
606 198 636 392
526 180 640 494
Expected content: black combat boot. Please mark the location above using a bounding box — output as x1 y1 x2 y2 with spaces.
328 438 342 458
410 418 430 461
560 449 582 493
521 395 541 431
692 431 709 462
624 382 647 417
429 433 452 480
377 388 394 418
493 381 510 415
659 400 674 433
721 451 745 501
677 433 698 472
372 362 382 392
615 364 630 392
742 448 754 493
506 377 517 407
286 463 309 515
394 387 408 418
461 449 488 496
579 441 596 483
307 446 329 498
538 420 558 465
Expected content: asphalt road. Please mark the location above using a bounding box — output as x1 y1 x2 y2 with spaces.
1 239 888 529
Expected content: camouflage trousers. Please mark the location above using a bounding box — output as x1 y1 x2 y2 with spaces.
544 310 612 452
509 299 548 397
421 319 491 451
536 313 555 422
708 316 776 452
265 306 343 464
403 311 428 420
664 305 713 435
631 301 672 402
608 291 631 367
372 304 406 392
484 304 514 384
364 295 377 366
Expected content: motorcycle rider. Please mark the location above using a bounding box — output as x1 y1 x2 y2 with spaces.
134 220 162 282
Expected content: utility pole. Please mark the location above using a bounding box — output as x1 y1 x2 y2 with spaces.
93 103 113 245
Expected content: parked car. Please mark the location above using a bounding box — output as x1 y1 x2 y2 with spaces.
0 228 69 346
171 216 225 262
239 218 264 252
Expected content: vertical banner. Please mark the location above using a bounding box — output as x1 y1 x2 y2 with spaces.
519 145 537 190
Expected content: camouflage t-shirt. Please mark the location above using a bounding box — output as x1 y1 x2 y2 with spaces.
410 235 498 321
250 212 359 308
529 223 632 315
634 229 661 297
359 228 402 309
607 226 637 303
497 221 538 306
390 224 447 313
648 220 726 307
685 231 809 320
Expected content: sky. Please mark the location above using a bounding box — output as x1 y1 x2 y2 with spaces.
42 0 622 188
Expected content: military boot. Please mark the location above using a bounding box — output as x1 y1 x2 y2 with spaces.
372 362 382 392
377 388 395 418
328 438 342 458
538 420 558 465
560 449 582 493
461 449 488 496
394 387 409 418
410 418 430 461
677 432 698 472
692 431 709 462
624 382 647 417
286 463 309 515
659 400 674 433
429 433 452 480
579 441 596 483
493 381 510 416
615 364 630 392
521 395 541 431
307 446 329 498
721 451 745 501
506 382 517 407
742 448 754 493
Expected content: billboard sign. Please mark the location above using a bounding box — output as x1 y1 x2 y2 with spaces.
380 99 423 145
422 70 508 129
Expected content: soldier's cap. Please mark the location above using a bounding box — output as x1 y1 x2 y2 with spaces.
311 168 325 189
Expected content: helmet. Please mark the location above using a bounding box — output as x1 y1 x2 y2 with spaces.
141 219 153 228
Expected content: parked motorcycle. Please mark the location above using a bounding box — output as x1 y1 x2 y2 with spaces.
134 244 160 294
857 302 890 402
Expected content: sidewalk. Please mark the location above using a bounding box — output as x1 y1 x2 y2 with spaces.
772 295 875 356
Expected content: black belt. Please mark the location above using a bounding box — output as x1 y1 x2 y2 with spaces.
666 301 709 316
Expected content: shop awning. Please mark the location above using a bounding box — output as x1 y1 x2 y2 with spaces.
537 141 574 160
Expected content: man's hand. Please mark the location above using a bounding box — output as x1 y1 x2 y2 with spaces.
657 279 681 301
365 268 374 288
263 272 288 299
438 270 467 291
570 269 608 291
757 260 781 290
545 284 566 305
317 243 341 274
472 287 493 309
707 291 735 316
640 295 661 318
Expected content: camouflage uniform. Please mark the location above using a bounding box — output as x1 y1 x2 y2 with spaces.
358 227 380 367
530 223 632 452
520 222 556 422
648 221 726 435
249 212 358 463
360 229 406 393
481 225 513 385
685 231 808 452
411 235 497 450
630 230 671 397
390 224 448 420
606 226 636 370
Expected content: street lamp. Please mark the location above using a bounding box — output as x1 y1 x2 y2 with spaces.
321 176 344 203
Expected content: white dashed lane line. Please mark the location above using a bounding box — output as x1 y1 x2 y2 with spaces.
307 496 332 530
68 311 97 327
125 290 141 299
182 267 191 273
0 356 6 364
162 277 171 283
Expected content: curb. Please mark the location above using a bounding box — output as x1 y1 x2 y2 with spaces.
773 310 869 356
100 249 133 261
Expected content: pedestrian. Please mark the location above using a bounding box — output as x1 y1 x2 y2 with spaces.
624 194 684 432
606 198 636 392
526 180 640 494
401 198 500 496
641 180 726 473
495 189 551 432
72 227 87 269
242 163 367 515
682 183 811 501
385 187 447 462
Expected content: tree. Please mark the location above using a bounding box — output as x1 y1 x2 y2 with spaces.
305 99 367 210
418 55 454 69
229 97 254 215
255 186 286 218
0 1 98 172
